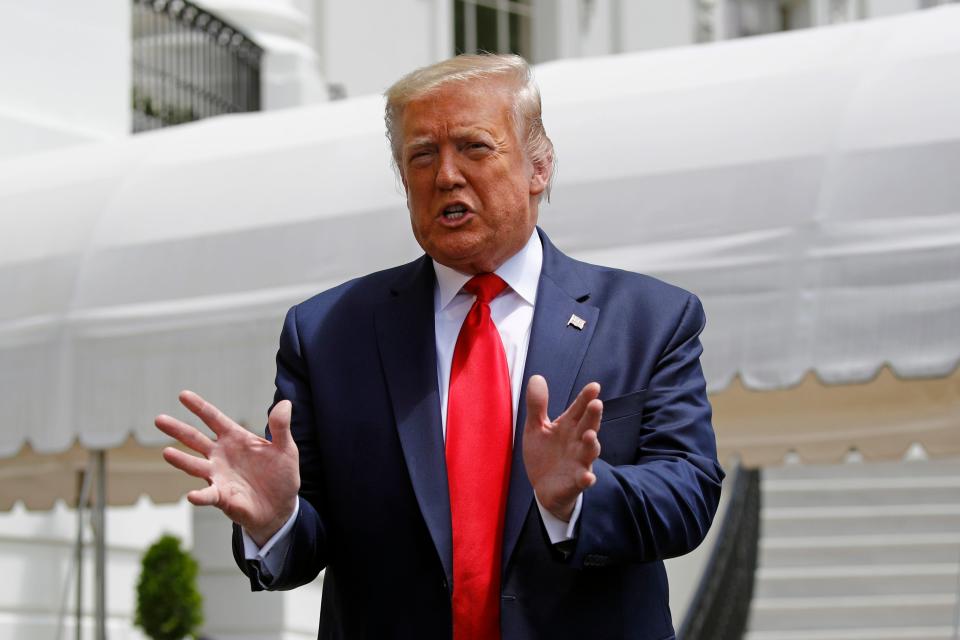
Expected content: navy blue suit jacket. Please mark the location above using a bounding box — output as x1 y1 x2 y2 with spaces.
233 229 724 639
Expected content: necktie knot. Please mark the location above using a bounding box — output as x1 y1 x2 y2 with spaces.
464 273 508 304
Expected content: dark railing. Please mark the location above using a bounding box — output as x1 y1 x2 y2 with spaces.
132 0 263 132
679 465 761 640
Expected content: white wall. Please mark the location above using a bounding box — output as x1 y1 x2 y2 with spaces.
0 0 331 160
193 507 324 639
0 112 105 161
0 0 130 158
0 498 191 640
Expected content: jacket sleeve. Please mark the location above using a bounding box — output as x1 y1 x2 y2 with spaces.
232 304 329 590
569 293 724 567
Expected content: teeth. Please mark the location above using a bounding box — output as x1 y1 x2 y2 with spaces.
443 205 468 220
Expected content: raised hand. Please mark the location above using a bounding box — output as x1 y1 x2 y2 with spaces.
155 391 300 546
522 375 603 522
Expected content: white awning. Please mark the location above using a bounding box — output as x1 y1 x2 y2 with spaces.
1 7 958 504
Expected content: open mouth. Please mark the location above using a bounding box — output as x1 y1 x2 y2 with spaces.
442 204 469 221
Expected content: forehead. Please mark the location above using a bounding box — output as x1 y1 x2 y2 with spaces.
400 79 515 141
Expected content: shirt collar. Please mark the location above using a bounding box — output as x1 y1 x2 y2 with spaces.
433 230 543 311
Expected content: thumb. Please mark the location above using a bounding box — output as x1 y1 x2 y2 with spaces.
267 400 294 450
524 375 550 428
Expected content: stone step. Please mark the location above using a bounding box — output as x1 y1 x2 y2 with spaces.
761 504 960 537
747 594 956 631
760 533 960 567
745 626 956 640
749 460 960 638
754 563 960 597
763 460 960 481
762 476 960 508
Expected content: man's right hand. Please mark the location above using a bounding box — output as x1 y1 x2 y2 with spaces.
155 391 300 546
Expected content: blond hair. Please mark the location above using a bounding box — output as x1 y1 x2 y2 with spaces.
384 54 555 199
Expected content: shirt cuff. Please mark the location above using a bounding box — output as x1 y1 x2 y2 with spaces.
534 492 582 544
241 500 300 583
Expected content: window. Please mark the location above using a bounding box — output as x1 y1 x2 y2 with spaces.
454 0 532 58
131 0 263 133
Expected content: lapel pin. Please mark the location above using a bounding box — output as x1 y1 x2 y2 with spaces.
567 314 586 330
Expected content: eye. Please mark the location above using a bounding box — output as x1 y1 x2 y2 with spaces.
407 150 433 166
464 141 491 155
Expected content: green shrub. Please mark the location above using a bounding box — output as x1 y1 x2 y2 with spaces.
135 534 203 640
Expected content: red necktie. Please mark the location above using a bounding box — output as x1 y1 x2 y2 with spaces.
446 273 513 640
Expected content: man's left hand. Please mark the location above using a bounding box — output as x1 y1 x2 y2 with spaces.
522 375 602 522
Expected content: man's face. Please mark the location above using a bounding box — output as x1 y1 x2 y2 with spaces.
399 79 549 274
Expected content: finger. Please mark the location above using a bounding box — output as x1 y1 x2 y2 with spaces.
578 429 602 467
179 390 235 437
574 398 603 439
267 400 294 450
162 447 212 480
557 382 601 426
578 470 597 490
155 414 215 456
186 484 220 507
524 375 550 428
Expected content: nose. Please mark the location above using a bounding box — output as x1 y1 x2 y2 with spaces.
435 147 465 190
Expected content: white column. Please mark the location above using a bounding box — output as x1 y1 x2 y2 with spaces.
532 0 582 62
433 0 454 61
200 0 328 108
714 0 731 41
618 0 697 52
556 0 583 59
193 504 326 639
812 0 831 25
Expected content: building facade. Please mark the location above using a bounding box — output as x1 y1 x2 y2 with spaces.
2 0 953 160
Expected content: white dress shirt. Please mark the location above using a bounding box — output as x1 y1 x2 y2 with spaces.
243 230 582 575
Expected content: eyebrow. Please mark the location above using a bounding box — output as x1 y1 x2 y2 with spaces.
403 137 436 156
450 127 495 141
405 136 435 149
402 128 497 154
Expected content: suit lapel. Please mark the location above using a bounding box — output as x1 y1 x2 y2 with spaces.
372 234 599 582
502 230 599 574
374 256 453 584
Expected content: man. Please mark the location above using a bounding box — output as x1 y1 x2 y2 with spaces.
156 54 723 639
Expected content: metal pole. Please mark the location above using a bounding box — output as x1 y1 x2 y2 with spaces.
465 0 477 54
93 450 107 640
75 467 92 640
77 469 84 640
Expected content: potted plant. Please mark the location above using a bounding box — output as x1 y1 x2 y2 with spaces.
135 534 203 640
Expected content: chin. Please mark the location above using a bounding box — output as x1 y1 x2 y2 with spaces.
432 239 482 264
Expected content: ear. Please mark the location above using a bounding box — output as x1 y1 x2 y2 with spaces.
528 152 553 198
